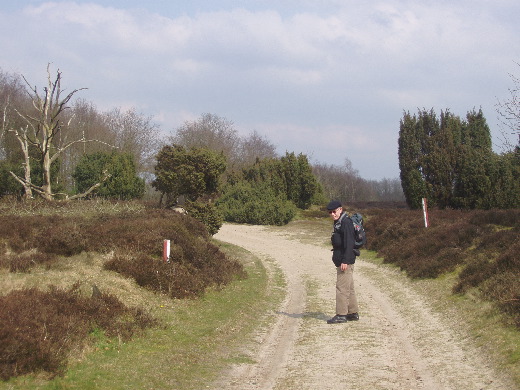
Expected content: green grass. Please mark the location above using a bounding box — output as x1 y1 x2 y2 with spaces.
0 242 282 390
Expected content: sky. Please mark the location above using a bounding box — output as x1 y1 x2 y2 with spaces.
1 1 518 180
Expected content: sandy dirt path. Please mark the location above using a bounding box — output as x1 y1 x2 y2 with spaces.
213 223 512 390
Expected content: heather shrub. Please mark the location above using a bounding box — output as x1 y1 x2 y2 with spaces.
105 240 246 299
36 218 90 256
364 209 424 252
0 199 245 379
477 228 518 253
469 209 519 228
369 210 483 278
367 208 519 327
0 216 37 252
9 252 57 273
86 209 210 255
453 256 494 294
487 239 520 327
0 284 156 380
482 271 520 327
105 253 205 298
0 205 245 299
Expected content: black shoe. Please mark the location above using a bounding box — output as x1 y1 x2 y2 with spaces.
346 313 359 321
327 315 348 324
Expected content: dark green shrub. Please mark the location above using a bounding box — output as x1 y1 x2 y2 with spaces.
152 144 226 203
0 161 22 198
184 200 223 235
73 151 145 200
241 152 323 210
217 181 297 225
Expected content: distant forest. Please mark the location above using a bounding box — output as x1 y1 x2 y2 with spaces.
0 66 404 204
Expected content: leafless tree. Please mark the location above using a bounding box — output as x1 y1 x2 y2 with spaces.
237 130 278 168
4 64 111 200
312 158 404 202
170 113 280 173
170 113 241 169
496 62 520 150
103 107 161 177
0 70 28 162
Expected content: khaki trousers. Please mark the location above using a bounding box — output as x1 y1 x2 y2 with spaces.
336 264 358 315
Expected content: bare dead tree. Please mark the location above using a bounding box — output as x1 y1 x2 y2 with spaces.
53 169 111 200
6 64 113 200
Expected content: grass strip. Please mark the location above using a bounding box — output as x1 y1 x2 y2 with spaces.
1 242 281 390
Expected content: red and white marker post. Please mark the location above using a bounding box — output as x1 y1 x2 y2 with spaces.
163 239 170 262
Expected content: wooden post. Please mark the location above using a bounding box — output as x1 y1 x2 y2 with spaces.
422 198 429 228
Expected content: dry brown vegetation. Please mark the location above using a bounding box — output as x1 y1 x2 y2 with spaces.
362 207 519 327
0 199 245 381
0 284 156 380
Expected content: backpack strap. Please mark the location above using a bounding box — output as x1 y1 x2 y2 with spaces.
333 212 347 232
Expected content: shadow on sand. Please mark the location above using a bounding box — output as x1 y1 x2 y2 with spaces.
276 311 330 322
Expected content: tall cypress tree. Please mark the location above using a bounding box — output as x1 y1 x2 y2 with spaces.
398 111 427 209
416 109 439 205
453 109 493 208
399 108 517 209
428 110 460 208
485 148 520 208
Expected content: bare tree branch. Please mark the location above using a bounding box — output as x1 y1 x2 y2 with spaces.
55 170 112 200
496 62 520 151
10 169 111 201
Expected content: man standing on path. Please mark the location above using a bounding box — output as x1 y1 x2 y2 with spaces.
326 200 360 324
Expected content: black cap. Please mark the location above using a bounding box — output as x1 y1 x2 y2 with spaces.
326 200 342 210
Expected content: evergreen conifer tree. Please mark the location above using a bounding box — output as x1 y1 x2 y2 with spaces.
398 111 428 209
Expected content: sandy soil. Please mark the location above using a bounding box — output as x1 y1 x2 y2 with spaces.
212 223 514 390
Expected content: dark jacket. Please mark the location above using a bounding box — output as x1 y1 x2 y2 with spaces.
331 212 356 267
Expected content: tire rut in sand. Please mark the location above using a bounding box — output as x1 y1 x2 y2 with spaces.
213 223 513 390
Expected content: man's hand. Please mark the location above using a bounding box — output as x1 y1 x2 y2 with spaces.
340 263 348 271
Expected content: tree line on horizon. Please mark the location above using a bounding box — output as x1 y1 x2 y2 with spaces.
0 66 404 209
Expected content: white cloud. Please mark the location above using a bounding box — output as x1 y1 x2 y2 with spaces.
1 0 518 179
